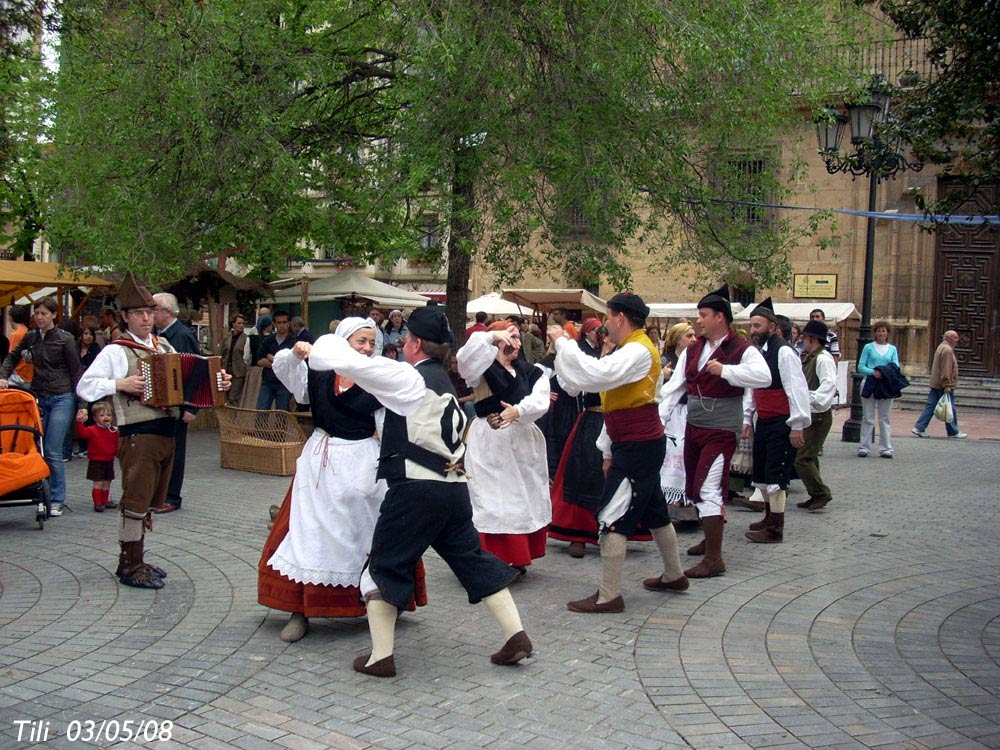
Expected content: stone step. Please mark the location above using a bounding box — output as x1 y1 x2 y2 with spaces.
894 375 1000 414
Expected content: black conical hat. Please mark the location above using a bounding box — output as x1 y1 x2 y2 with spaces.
697 283 732 322
749 297 776 320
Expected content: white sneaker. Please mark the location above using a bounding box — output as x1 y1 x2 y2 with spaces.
911 428 927 437
49 506 64 517
949 432 968 439
857 450 869 458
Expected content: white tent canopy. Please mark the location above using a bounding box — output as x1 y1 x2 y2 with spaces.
270 271 431 309
501 288 607 315
647 302 745 320
466 292 533 316
733 302 859 324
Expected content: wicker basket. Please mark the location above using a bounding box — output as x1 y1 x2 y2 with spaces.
216 406 307 476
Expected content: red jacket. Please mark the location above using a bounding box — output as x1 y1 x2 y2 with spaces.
76 422 119 462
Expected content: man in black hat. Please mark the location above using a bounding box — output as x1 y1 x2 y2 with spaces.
549 292 687 613
742 299 811 544
794 319 838 511
307 305 532 677
78 272 231 589
659 284 771 577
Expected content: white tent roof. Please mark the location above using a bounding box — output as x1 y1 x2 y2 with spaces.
733 302 859 324
467 292 533 316
270 271 431 309
646 302 745 320
501 288 607 314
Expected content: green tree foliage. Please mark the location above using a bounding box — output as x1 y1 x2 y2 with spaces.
1 0 49 260
376 0 868 328
44 0 867 315
46 0 406 282
871 0 1000 213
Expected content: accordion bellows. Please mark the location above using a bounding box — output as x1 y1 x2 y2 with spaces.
139 353 226 408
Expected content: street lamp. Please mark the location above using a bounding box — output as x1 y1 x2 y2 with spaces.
814 78 922 443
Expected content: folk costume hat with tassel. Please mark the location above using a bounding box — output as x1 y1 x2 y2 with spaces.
697 283 733 322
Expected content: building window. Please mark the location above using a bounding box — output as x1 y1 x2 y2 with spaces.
711 155 775 234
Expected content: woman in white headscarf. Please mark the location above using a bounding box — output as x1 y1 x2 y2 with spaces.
258 318 427 642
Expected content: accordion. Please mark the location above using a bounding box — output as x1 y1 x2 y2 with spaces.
139 353 226 409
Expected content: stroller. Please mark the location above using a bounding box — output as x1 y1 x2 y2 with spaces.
0 387 52 529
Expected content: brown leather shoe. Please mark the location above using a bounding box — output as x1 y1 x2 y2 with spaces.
567 592 625 613
796 498 816 509
745 528 782 543
568 542 585 558
353 654 396 677
686 539 705 556
491 631 533 665
807 498 831 511
643 575 690 592
684 558 726 578
151 504 178 514
732 496 766 512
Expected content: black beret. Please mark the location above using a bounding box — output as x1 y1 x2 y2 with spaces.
407 305 453 344
607 292 650 319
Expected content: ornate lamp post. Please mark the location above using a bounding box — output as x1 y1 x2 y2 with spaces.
815 78 922 442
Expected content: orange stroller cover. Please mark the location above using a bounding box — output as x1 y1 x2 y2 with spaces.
0 389 50 496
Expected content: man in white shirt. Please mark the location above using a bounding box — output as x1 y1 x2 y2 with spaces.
794 320 838 511
742 299 811 544
78 273 230 589
659 284 772 577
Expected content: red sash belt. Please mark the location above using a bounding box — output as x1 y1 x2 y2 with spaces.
604 403 663 443
755 389 790 420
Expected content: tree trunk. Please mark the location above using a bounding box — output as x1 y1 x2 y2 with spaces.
445 144 475 347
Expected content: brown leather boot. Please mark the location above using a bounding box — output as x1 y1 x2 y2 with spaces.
745 512 784 544
748 504 771 531
686 538 706 556
117 539 165 589
684 517 725 577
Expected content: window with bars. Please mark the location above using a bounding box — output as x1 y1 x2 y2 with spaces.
711 156 775 233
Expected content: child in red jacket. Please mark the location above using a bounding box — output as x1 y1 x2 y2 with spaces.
76 402 119 512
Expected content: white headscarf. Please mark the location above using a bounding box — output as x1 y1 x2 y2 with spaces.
334 317 377 355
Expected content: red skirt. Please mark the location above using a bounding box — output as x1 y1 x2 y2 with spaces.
258 483 428 617
479 528 548 567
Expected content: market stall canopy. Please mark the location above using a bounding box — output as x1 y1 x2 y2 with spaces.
0 261 113 306
733 302 859 324
270 270 431 309
466 292 532 317
647 302 745 320
501 288 607 315
163 262 271 305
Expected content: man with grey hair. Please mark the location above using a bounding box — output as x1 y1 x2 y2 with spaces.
912 330 967 439
289 316 314 344
152 292 202 513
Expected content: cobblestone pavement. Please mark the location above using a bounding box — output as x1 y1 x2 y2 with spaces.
1 423 998 750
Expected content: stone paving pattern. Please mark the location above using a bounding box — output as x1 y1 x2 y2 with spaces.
0 420 998 750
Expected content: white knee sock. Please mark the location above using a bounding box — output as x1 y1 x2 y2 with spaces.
119 516 143 543
483 588 523 640
770 489 787 513
365 598 398 665
651 525 684 581
598 532 627 603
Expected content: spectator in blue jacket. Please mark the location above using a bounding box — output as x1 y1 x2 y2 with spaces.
856 321 899 459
